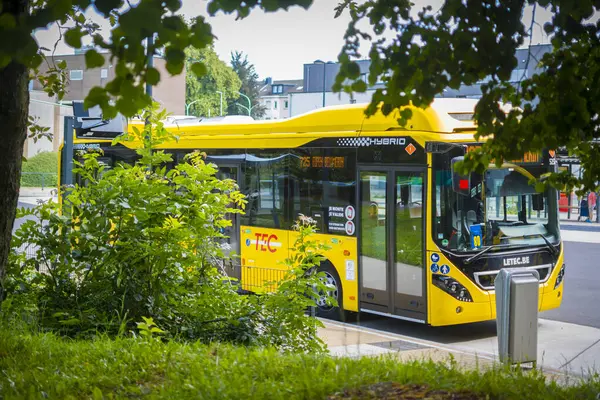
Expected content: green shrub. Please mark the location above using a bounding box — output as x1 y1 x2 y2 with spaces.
20 151 58 187
0 329 598 399
3 105 330 352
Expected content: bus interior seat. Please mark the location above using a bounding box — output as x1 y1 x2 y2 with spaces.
466 210 477 226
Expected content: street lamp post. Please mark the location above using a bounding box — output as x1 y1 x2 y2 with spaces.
236 91 252 116
216 91 223 116
185 99 202 116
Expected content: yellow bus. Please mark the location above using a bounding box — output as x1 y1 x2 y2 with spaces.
60 99 564 326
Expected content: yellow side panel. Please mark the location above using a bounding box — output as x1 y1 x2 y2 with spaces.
288 230 359 312
239 226 359 312
239 226 290 293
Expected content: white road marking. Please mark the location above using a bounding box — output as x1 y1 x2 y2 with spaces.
561 230 600 243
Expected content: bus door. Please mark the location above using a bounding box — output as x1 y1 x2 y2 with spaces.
358 167 427 323
215 164 242 278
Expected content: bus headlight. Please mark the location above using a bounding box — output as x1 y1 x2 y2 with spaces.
432 275 473 302
554 264 565 289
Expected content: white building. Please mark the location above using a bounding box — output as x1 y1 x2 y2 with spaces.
288 90 376 117
258 78 303 120
26 91 73 158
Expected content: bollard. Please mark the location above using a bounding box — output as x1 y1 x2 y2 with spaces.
495 267 540 366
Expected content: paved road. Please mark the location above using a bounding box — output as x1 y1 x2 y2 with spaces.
541 240 600 328
348 228 600 342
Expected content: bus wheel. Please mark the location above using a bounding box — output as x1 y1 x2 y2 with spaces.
315 263 348 321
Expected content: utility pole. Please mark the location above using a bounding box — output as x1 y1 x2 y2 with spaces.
145 34 153 158
322 62 326 108
146 35 153 98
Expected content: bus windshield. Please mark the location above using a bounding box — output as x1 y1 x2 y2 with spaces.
433 149 560 253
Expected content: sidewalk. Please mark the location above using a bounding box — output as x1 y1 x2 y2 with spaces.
18 187 57 207
318 318 600 381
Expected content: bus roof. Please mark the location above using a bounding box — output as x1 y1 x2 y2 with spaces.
130 98 478 136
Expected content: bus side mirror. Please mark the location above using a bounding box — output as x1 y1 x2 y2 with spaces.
532 194 544 210
451 156 471 196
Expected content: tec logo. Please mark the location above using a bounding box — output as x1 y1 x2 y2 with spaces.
251 233 281 253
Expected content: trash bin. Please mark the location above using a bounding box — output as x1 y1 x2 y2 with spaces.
495 268 540 365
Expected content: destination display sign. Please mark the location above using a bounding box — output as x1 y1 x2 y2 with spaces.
464 144 555 165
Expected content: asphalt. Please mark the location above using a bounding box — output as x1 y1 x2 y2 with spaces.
541 241 600 328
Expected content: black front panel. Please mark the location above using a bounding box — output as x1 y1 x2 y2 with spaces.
444 246 559 288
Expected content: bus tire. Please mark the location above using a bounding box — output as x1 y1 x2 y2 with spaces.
315 262 350 322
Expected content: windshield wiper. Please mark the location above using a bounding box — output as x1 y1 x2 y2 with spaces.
464 244 515 265
504 233 559 256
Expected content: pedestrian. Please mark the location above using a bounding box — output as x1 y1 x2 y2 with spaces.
588 191 597 222
578 193 589 222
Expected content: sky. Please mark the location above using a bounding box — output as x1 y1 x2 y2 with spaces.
35 0 555 81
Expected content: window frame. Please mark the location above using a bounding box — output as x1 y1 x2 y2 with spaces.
70 70 83 81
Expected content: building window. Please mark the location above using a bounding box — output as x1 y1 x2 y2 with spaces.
274 101 278 110
266 100 271 108
272 85 283 94
284 100 289 109
100 68 108 79
70 70 83 81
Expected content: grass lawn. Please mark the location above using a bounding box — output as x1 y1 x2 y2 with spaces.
21 151 58 188
0 329 598 399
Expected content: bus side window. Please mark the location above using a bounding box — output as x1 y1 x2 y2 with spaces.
289 148 356 235
240 152 286 229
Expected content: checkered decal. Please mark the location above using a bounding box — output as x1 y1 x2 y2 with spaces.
337 137 374 147
336 137 407 147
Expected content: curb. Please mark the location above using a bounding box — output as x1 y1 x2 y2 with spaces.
319 318 580 380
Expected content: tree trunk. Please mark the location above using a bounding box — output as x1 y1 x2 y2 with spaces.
0 59 29 301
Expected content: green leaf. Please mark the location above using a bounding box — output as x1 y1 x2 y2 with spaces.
85 50 105 68
351 80 367 92
146 67 160 85
94 0 123 17
165 48 186 75
0 13 16 29
92 387 103 400
190 62 207 77
64 28 84 49
346 62 361 79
